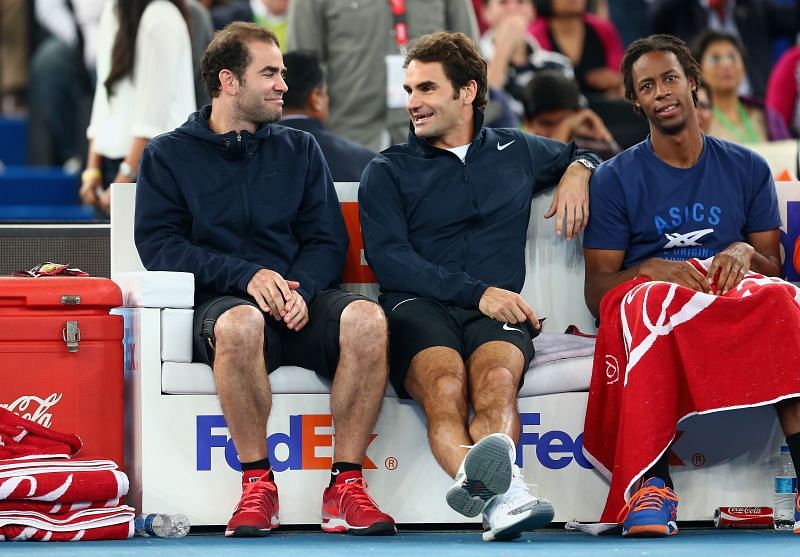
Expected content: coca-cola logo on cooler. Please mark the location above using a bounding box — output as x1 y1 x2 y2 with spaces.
0 393 62 428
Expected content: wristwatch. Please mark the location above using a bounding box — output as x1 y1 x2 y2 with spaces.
574 157 597 173
119 161 137 181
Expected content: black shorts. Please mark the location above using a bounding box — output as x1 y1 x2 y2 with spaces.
193 289 372 380
388 298 538 399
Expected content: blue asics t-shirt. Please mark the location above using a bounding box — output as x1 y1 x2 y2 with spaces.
583 135 781 270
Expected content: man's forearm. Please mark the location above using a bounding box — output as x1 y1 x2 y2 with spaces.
585 265 642 318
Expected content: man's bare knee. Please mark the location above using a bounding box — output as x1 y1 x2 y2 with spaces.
427 372 468 406
340 300 387 343
214 304 264 351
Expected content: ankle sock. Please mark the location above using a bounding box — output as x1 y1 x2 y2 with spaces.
241 458 273 482
786 432 800 479
330 462 362 486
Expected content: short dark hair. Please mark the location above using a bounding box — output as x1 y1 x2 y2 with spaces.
282 50 326 109
522 70 581 119
201 22 280 99
621 34 700 117
404 32 488 112
690 29 747 68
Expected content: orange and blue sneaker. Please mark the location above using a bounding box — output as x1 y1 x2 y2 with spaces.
321 471 397 535
618 477 679 537
225 471 280 537
793 492 800 533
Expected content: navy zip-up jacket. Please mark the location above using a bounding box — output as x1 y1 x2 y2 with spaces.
135 106 348 305
359 111 599 314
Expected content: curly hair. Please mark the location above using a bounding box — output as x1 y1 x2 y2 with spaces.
201 22 280 99
621 34 700 117
404 32 488 112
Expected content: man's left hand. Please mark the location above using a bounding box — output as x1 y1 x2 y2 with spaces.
544 162 590 239
706 241 755 294
283 290 309 331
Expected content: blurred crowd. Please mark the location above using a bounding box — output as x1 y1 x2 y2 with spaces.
2 0 800 214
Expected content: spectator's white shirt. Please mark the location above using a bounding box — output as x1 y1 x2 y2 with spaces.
87 0 196 159
35 0 106 69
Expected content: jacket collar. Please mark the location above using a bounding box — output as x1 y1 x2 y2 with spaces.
406 109 487 157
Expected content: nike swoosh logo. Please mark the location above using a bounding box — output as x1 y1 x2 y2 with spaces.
502 323 523 333
497 140 516 151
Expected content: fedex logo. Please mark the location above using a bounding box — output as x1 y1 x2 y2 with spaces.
197 414 377 472
517 412 592 470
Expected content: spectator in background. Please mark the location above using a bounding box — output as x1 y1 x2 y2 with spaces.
279 50 377 182
29 0 105 170
287 0 478 151
186 0 215 109
211 0 289 48
696 79 713 134
522 70 619 159
79 0 195 217
693 30 789 144
649 0 800 99
0 0 28 114
529 0 624 98
766 45 800 138
479 0 573 117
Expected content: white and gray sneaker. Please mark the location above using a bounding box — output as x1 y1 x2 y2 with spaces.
481 466 555 541
445 433 515 518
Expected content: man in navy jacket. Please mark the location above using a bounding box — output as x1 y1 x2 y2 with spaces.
359 31 600 542
135 22 395 538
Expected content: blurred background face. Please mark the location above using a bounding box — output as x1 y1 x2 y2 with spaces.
525 109 573 137
263 0 289 15
483 0 536 27
695 86 712 133
551 0 587 16
700 40 745 95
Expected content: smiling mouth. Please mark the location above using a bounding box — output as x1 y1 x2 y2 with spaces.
655 102 678 116
412 112 433 124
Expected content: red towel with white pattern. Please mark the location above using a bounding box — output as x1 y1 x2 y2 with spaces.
0 408 81 460
0 505 134 541
0 459 128 503
582 258 800 522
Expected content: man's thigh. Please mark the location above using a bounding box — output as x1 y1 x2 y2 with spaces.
388 298 465 399
280 289 373 380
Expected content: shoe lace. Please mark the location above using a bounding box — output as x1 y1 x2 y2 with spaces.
616 483 678 523
332 478 381 518
236 479 277 514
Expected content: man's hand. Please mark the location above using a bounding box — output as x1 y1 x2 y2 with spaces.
246 269 300 319
639 258 711 293
282 290 309 331
706 242 755 294
479 287 541 329
544 162 590 239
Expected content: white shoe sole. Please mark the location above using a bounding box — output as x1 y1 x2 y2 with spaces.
446 434 514 518
482 499 555 541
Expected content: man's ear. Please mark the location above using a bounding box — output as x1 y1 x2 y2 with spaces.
462 80 478 105
218 69 239 96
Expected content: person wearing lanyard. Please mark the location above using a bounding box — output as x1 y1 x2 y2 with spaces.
692 29 790 144
287 0 479 151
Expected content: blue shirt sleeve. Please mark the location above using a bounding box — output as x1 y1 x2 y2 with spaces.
744 152 782 234
583 162 630 252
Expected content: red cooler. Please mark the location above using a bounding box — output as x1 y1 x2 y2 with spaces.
0 277 124 466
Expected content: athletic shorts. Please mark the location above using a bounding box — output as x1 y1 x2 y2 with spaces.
193 289 372 380
388 298 538 399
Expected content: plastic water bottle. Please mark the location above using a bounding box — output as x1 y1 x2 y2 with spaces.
773 445 796 530
134 513 191 538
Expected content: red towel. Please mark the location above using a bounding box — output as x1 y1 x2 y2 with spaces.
0 505 134 541
0 461 128 503
583 258 800 522
0 499 120 514
0 408 81 460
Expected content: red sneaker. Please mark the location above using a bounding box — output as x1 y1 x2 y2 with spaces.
321 471 396 535
225 472 280 537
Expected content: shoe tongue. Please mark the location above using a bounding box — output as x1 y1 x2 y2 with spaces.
334 470 362 484
242 469 270 484
643 477 666 489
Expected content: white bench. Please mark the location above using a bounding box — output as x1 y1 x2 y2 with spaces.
112 180 797 526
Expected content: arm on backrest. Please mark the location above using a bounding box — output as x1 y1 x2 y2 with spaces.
110 182 195 309
522 188 597 334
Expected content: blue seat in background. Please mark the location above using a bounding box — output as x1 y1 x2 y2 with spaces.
0 116 27 166
0 166 79 205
